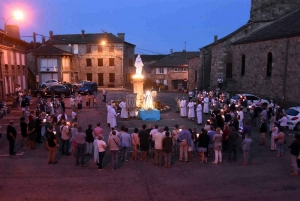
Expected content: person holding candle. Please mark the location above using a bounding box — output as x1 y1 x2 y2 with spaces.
46 125 58 164
197 128 209 164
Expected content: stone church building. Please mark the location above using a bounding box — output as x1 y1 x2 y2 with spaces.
196 0 300 105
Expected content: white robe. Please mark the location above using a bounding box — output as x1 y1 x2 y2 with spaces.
110 108 117 128
119 102 128 118
180 100 187 117
196 104 203 124
93 139 99 163
203 97 209 114
187 102 195 118
107 105 112 124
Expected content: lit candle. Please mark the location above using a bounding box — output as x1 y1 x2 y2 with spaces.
43 119 46 123
53 131 56 135
196 133 199 138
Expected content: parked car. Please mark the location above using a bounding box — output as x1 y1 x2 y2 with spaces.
44 84 71 98
72 80 90 88
286 107 300 130
41 79 60 87
230 93 269 107
62 82 73 91
32 86 47 97
78 82 98 95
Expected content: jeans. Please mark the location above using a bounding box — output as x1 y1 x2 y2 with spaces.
86 142 93 154
120 147 128 161
239 120 243 129
48 147 57 162
9 140 15 154
110 150 119 169
164 152 171 163
98 151 105 169
291 155 298 174
155 149 163 165
243 150 249 164
76 144 85 165
61 139 69 154
228 145 237 160
179 141 188 161
214 150 222 163
277 142 284 155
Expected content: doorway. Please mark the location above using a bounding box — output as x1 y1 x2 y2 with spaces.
98 73 103 86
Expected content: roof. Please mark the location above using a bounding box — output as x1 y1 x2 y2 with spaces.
0 29 28 45
46 32 135 46
150 51 199 68
36 44 72 56
201 23 251 49
233 9 300 45
135 54 167 63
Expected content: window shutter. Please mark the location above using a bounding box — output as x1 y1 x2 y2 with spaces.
164 68 167 74
156 68 159 74
10 52 14 65
156 80 159 83
164 80 167 85
3 50 8 64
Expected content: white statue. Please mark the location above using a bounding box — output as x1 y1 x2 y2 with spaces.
134 54 144 76
144 91 153 110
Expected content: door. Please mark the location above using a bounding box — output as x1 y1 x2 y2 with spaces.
98 73 103 86
87 73 92 81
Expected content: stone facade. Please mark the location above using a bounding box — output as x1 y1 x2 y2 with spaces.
232 36 300 104
188 56 200 90
250 0 300 22
0 29 28 99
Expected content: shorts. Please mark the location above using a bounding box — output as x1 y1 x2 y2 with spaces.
150 140 155 148
198 147 207 153
260 133 266 138
140 144 149 152
72 141 77 148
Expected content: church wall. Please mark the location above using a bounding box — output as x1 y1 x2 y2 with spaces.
231 36 300 105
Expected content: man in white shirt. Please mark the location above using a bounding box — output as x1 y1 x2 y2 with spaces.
278 113 288 131
217 77 223 90
150 125 159 158
70 96 75 111
71 110 77 123
237 108 244 128
57 111 68 122
152 128 165 166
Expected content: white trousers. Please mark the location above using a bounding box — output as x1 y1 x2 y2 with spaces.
270 135 277 150
86 142 93 154
214 150 222 163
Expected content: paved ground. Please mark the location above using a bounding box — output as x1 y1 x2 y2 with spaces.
0 91 299 201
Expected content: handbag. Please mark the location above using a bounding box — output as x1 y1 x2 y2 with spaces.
112 138 120 147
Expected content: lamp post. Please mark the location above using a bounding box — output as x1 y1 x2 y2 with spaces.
1 10 24 31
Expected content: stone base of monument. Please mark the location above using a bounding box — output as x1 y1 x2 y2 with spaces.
138 109 160 121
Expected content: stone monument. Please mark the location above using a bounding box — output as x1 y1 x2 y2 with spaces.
132 55 144 107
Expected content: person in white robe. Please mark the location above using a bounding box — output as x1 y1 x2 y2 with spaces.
107 102 112 127
93 138 99 164
187 100 195 120
119 99 128 120
203 96 209 114
196 103 203 125
110 106 118 128
180 98 187 117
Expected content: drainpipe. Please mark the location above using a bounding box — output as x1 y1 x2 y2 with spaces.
282 38 289 107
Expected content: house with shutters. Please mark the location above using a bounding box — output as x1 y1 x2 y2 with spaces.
150 51 198 91
0 26 28 98
28 30 135 87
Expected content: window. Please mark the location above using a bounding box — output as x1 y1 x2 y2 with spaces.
97 45 103 52
86 58 92 67
109 58 114 66
98 58 103 66
86 45 91 53
267 52 272 77
109 45 114 52
159 68 164 74
109 73 115 82
241 55 245 76
174 68 178 72
128 59 133 67
183 68 187 72
226 63 232 78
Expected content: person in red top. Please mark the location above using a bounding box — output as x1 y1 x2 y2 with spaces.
93 122 103 140
222 125 230 152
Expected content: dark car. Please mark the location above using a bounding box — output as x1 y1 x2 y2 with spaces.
78 82 98 95
62 82 72 90
32 86 47 97
44 84 71 98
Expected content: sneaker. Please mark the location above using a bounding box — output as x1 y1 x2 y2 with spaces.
98 168 103 171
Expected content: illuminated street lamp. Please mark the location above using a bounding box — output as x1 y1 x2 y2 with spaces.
1 10 24 31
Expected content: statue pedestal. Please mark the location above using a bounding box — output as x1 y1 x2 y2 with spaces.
132 76 144 108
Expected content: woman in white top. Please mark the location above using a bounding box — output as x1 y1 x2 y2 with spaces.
270 122 278 151
97 136 107 170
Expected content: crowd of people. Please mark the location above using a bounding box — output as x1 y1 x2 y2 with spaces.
2 87 300 177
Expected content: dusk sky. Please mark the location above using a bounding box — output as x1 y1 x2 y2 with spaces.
1 0 251 54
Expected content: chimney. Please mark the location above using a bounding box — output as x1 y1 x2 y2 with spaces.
49 31 53 39
42 37 46 44
5 25 20 39
81 30 85 39
170 49 173 56
117 33 125 41
214 35 218 42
